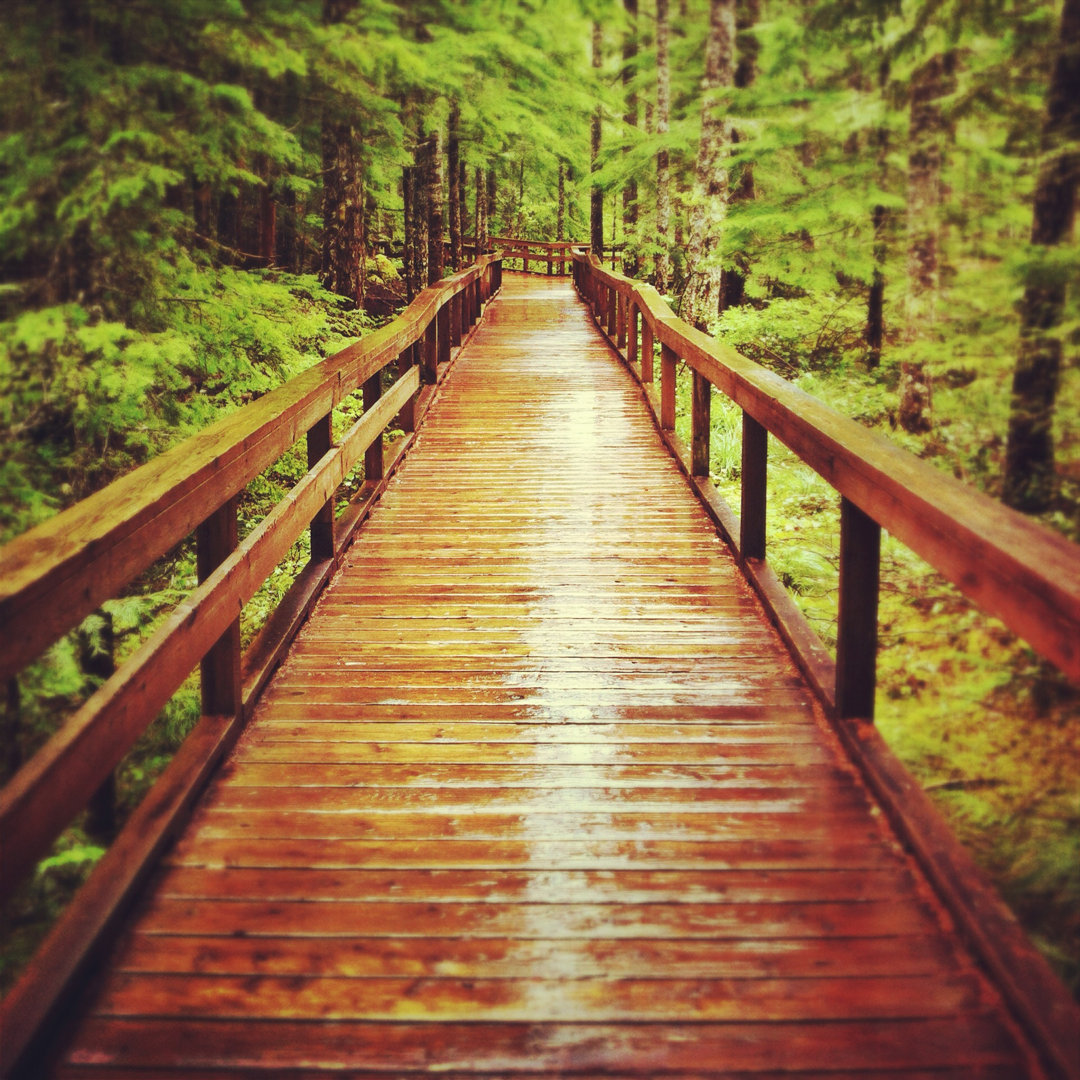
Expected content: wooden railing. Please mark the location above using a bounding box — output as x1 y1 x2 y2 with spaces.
493 237 582 276
572 250 1080 1080
0 254 502 1075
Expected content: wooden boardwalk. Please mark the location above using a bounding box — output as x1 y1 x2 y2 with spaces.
53 275 1038 1077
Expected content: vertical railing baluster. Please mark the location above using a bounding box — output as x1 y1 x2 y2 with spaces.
628 302 639 366
616 292 627 349
641 315 654 383
836 497 881 720
197 497 242 718
740 413 767 561
395 348 416 433
437 299 451 369
606 286 617 336
423 314 438 385
660 343 677 430
364 372 383 483
450 292 462 348
692 372 711 478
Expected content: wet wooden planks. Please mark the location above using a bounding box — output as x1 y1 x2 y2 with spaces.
54 275 1035 1078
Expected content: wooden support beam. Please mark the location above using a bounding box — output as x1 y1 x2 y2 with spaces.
364 374 383 483
196 499 241 719
437 302 451 368
616 292 627 349
836 496 881 721
627 303 639 366
423 318 438 385
740 413 767 561
660 343 677 431
306 413 335 563
692 371 711 478
641 315 654 383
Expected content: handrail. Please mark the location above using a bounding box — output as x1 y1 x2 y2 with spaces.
0 252 502 1078
573 251 1080 689
493 236 583 276
0 253 502 898
572 249 1080 1080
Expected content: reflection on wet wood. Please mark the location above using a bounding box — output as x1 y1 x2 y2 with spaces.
55 275 1032 1077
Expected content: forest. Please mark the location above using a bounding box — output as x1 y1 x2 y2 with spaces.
0 0 1077 1002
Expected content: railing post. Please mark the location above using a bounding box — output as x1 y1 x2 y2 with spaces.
423 315 438 385
364 372 383 482
740 413 767 560
450 292 462 348
306 412 335 560
692 372 711 478
196 497 241 718
437 298 451 368
641 314 654 383
616 292 627 349
836 496 881 720
660 343 677 430
395 348 416 433
606 286 617 337
523 247 529 274
628 302 639 366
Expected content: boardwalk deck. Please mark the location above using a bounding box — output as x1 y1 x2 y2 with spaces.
52 275 1041 1078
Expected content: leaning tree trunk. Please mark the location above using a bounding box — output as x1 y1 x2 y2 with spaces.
622 0 639 276
1003 0 1080 512
591 20 605 257
898 52 954 434
682 0 735 332
655 0 671 292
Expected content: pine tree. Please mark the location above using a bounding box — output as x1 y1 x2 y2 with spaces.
1003 0 1080 512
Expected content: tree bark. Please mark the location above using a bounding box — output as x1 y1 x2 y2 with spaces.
898 52 954 433
321 0 364 304
622 0 639 276
719 0 758 311
419 131 444 285
557 162 566 241
683 0 735 332
591 20 605 257
448 103 462 270
475 165 487 250
1004 0 1080 512
655 0 671 292
486 169 497 239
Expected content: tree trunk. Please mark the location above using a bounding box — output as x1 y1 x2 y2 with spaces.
622 0 639 276
898 52 954 434
655 0 671 292
448 103 462 270
683 0 735 332
475 165 487 250
1004 0 1080 512
458 161 467 253
419 131 444 285
719 0 759 311
276 186 298 271
321 0 363 304
557 162 566 241
591 20 605 257
193 179 212 249
486 169 497 239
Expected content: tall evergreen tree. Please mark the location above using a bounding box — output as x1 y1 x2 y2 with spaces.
683 0 736 330
1004 0 1080 512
